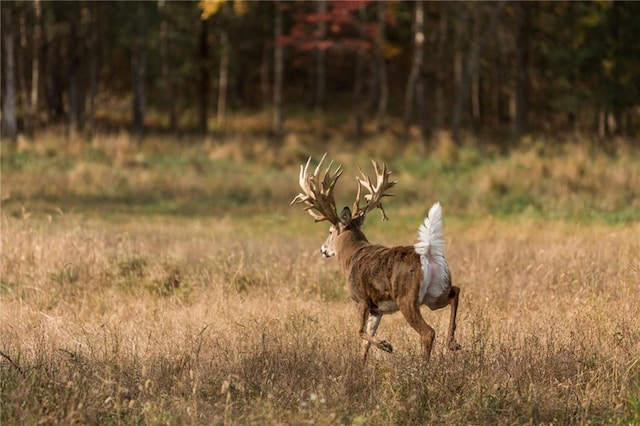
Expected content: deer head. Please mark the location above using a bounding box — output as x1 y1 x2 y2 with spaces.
291 154 396 258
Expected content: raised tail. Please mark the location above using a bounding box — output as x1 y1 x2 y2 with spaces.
414 202 445 259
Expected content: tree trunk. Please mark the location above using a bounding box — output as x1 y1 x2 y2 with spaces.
514 2 530 135
217 30 229 129
260 2 270 109
451 8 471 144
44 23 65 123
434 7 447 132
160 14 176 132
353 46 365 139
260 43 270 109
87 2 99 139
471 66 481 130
31 0 42 131
273 1 284 137
353 4 367 139
131 4 147 135
417 75 429 139
132 39 146 135
374 0 388 131
18 12 32 135
68 10 80 138
453 32 479 144
314 0 326 111
403 0 424 129
198 18 209 135
2 5 18 143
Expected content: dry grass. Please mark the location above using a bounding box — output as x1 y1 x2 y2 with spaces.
1 211 639 425
1 133 639 424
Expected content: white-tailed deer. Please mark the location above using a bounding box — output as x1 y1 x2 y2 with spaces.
292 154 461 363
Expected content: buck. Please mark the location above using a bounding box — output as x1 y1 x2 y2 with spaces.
291 154 461 363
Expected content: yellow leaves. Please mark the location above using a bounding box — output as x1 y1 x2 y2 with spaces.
233 0 248 17
199 0 224 20
578 1 611 28
602 59 615 77
199 0 247 20
381 42 402 60
579 12 602 28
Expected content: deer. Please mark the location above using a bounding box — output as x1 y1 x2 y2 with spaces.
291 154 461 364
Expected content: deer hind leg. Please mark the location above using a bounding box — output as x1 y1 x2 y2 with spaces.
447 286 461 351
398 298 436 362
361 313 383 363
425 286 462 352
356 302 392 364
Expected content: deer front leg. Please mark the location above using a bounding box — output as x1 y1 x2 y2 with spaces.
361 312 383 363
356 302 392 364
447 286 462 351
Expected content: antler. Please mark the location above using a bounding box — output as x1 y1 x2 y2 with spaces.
352 159 396 221
291 153 343 224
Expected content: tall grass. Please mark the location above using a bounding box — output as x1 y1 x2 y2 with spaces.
1 134 639 424
2 212 639 424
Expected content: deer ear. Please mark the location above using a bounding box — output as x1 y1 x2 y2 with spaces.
339 206 352 226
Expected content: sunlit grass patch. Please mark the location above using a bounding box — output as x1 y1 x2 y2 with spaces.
3 132 640 223
2 209 639 424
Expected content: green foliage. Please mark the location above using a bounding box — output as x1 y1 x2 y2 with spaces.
3 134 640 224
536 1 640 129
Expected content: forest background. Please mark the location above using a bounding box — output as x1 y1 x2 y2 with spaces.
2 0 639 142
1 1 640 425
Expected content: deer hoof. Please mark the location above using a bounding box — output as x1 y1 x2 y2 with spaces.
379 340 393 353
448 341 462 351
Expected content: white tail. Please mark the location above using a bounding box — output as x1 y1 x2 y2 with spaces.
292 156 461 364
416 202 452 311
415 202 445 259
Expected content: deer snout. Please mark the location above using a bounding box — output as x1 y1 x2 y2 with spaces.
320 245 335 258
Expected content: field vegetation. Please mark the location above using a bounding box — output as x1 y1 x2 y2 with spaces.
1 132 640 424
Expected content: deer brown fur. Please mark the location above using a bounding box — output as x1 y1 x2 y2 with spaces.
292 155 461 363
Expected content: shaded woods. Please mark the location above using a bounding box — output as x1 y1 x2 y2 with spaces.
2 1 639 144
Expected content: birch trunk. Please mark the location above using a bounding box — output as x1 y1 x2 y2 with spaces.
273 1 284 136
403 1 424 128
2 6 18 142
31 0 42 130
313 0 327 111
217 30 229 129
198 18 209 135
374 1 388 131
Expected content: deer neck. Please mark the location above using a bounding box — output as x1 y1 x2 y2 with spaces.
336 228 369 273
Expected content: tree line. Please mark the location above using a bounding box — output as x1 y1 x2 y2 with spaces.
2 0 639 144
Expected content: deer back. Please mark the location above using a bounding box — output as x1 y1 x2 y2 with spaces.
336 233 423 306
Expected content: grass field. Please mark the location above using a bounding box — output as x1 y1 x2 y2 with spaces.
1 134 639 424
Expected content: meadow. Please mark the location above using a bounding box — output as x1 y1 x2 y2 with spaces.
1 132 639 424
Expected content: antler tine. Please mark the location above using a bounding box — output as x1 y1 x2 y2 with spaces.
353 158 397 221
291 154 343 224
313 152 328 177
322 161 342 194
